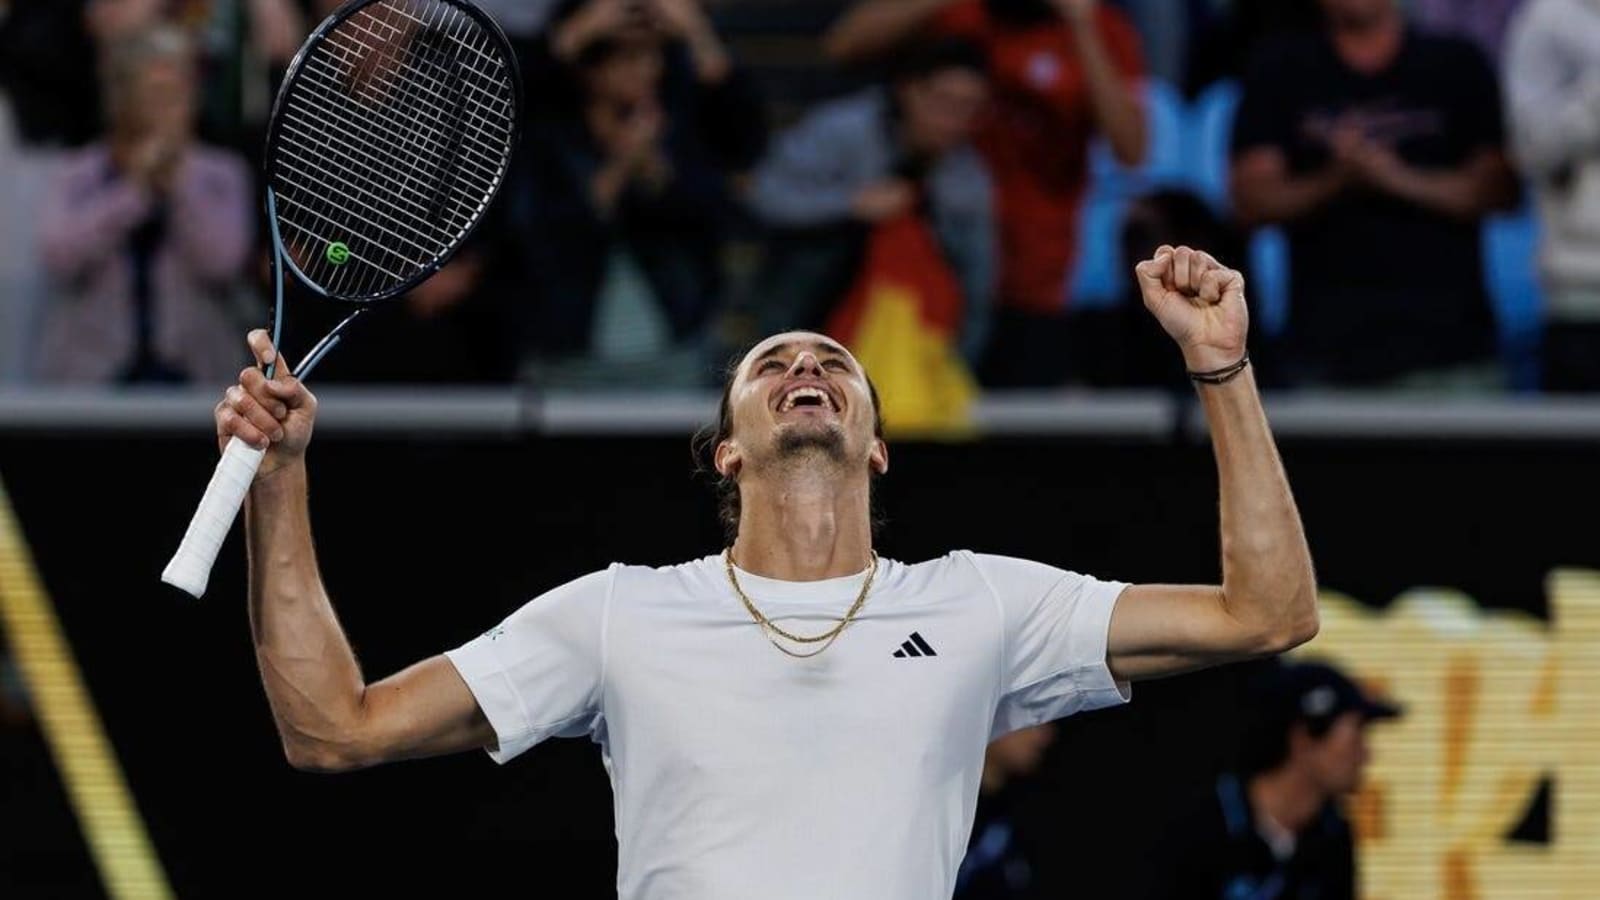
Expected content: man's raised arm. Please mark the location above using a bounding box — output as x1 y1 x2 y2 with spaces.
224 330 493 772
822 0 954 63
1106 247 1319 681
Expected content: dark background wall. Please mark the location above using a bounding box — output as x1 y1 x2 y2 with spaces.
0 431 1587 897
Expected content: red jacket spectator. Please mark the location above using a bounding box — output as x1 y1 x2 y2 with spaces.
827 0 1147 386
932 1 1144 316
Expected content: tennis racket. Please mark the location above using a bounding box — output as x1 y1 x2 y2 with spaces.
162 0 521 597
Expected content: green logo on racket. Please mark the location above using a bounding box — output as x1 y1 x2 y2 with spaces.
326 241 351 266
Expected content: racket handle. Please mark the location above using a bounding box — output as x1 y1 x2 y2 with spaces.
161 436 267 598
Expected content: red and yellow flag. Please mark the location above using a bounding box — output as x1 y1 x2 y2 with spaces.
826 214 977 437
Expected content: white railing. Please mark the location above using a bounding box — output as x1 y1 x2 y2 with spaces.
3 388 1599 440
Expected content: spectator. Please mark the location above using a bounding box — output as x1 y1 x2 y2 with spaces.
1138 661 1402 900
954 723 1056 899
503 0 765 388
747 38 995 365
1505 0 1600 392
825 0 1147 388
1231 0 1519 389
36 25 254 384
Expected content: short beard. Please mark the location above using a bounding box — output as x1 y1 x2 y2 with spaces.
774 423 848 465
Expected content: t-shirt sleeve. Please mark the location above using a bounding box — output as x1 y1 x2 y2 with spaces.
968 552 1130 737
444 567 612 763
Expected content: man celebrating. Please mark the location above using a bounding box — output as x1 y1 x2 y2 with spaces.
217 246 1317 898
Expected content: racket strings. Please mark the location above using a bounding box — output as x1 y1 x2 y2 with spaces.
288 3 498 290
269 0 517 301
325 11 510 189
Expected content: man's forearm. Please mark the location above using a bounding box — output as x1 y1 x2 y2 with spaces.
682 22 731 84
822 0 951 62
1367 153 1519 221
1195 366 1318 649
1069 17 1146 166
1232 165 1346 227
246 462 369 769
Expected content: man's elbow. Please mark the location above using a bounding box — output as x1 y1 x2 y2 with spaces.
280 724 381 773
1270 608 1321 654
1258 588 1321 655
283 739 366 773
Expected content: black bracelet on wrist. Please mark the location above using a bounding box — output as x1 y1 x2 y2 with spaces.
1187 352 1251 385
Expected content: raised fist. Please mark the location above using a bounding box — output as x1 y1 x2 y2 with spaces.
1134 245 1249 373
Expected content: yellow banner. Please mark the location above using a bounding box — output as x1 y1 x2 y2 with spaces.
1305 570 1600 899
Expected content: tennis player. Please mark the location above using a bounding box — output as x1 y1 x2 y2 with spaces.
220 245 1317 898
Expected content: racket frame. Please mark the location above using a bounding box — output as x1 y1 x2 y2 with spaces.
262 0 522 306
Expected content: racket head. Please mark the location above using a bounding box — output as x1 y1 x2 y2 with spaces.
263 0 521 304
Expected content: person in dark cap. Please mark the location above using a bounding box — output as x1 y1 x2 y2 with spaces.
1137 660 1401 900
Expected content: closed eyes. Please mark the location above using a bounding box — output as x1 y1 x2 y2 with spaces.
755 357 851 374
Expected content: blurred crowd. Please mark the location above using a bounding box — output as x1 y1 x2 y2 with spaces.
0 0 1597 396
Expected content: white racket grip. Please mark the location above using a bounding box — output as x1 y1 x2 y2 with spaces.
162 436 267 597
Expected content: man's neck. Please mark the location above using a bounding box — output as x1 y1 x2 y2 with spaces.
1248 766 1328 836
1329 7 1405 74
729 465 873 581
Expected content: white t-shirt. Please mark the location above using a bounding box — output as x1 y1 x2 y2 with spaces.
445 551 1130 900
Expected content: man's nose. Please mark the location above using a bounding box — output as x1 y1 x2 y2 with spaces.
789 352 823 376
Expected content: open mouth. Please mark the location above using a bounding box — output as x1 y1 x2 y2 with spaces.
777 385 840 414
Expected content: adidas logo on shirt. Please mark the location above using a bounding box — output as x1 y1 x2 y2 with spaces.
892 632 937 658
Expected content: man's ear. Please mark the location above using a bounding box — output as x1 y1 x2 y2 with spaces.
869 438 889 476
715 439 742 479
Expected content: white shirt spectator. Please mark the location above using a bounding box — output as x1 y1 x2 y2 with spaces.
1506 0 1600 312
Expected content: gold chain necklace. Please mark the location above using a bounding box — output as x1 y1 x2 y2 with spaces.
722 548 879 658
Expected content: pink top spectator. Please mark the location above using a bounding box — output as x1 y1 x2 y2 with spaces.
37 143 254 384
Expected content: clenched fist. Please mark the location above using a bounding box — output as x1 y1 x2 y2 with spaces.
216 329 318 477
1135 245 1249 373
